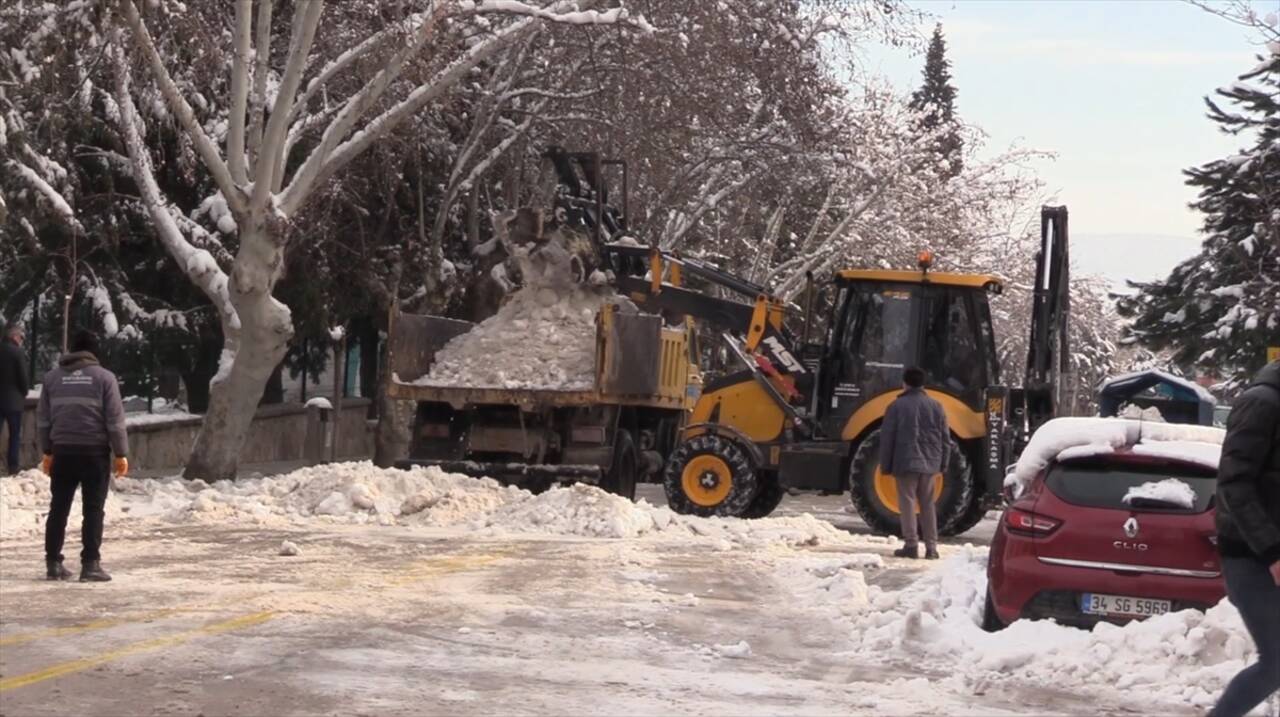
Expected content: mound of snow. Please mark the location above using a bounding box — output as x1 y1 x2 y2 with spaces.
416 285 608 390
476 483 675 539
3 462 864 551
1008 418 1225 495
848 549 1253 711
0 469 140 537
1122 478 1197 509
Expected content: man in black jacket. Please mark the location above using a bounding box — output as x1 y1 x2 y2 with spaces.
1 322 29 475
1209 360 1280 717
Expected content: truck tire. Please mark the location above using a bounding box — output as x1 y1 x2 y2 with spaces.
741 475 785 519
600 430 639 501
664 433 759 517
848 428 973 537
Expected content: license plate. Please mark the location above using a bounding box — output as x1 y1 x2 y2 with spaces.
1081 592 1171 618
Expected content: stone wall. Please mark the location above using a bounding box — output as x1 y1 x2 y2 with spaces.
10 398 374 473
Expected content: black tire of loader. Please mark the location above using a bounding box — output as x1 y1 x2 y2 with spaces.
848 428 974 537
945 477 990 536
664 433 759 518
741 474 785 519
601 430 639 501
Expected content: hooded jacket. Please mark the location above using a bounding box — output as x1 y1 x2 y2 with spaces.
1215 361 1280 564
36 352 128 457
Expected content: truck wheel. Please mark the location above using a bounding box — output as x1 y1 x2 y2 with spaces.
664 433 758 517
601 430 638 501
741 475 784 519
848 428 973 537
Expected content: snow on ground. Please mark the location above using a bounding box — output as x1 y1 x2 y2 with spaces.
2 460 1260 715
828 549 1255 713
1123 478 1197 509
1008 417 1225 494
416 285 608 390
0 462 852 550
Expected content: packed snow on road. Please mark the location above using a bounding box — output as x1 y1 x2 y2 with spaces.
0 462 1260 715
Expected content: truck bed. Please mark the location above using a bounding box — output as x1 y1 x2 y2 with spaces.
386 305 693 411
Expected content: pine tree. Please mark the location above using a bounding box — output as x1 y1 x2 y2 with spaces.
1119 49 1280 385
908 24 963 179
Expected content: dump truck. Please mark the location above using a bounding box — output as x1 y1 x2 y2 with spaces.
387 300 700 499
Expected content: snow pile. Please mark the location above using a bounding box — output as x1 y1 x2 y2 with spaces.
0 469 136 537
1007 418 1225 495
476 483 673 538
777 554 886 618
1122 478 1197 509
416 285 608 390
2 462 859 550
848 550 1253 711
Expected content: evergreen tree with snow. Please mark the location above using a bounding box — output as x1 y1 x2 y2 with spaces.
1119 47 1280 385
908 24 963 179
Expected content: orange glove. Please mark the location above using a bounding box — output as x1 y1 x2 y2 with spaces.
113 457 129 478
41 454 52 475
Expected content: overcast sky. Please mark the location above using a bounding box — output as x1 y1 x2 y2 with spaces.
862 0 1277 288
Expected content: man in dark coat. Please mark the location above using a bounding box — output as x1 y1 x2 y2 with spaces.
1209 360 1280 717
37 331 129 582
880 366 949 560
1 322 29 475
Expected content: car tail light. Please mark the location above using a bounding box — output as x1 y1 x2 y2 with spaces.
1005 507 1061 536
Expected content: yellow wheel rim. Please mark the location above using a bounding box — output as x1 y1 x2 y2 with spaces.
873 466 945 515
682 454 733 507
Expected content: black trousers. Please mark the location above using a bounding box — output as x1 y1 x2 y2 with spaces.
45 452 111 562
3 409 21 474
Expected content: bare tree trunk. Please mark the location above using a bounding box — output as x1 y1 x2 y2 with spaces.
183 224 294 481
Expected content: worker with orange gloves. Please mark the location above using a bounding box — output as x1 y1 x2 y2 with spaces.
37 330 129 582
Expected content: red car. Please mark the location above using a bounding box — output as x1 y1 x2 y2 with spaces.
985 449 1226 630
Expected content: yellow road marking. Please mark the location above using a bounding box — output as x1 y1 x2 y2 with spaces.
0 611 274 693
0 608 183 647
384 553 503 587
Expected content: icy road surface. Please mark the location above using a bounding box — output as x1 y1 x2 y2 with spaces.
0 469 1254 716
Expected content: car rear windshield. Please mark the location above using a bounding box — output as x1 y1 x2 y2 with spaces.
1045 461 1216 513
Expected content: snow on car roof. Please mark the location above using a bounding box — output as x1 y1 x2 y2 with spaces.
1006 417 1225 495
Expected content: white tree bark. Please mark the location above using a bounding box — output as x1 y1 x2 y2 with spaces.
112 0 642 479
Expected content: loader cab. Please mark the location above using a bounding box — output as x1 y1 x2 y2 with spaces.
817 270 1002 437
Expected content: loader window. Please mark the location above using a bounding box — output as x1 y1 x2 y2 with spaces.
860 289 914 369
921 289 984 402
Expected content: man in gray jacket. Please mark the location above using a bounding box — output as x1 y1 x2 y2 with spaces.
37 331 129 582
880 366 949 560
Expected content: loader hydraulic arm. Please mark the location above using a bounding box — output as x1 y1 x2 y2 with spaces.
1024 205 1071 433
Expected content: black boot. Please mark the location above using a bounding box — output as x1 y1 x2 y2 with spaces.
924 547 940 560
893 544 919 559
79 560 112 582
46 559 72 581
